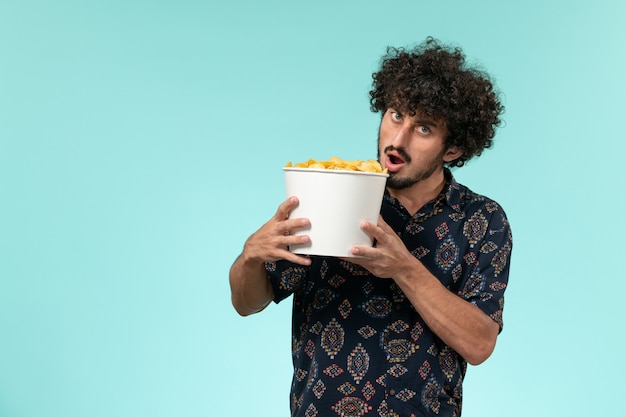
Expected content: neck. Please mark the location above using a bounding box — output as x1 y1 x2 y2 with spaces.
387 168 447 215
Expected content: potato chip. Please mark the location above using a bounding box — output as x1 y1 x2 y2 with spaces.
285 156 387 173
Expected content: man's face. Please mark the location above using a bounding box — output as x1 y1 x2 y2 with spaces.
377 108 450 190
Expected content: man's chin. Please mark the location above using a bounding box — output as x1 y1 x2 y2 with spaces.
386 175 416 190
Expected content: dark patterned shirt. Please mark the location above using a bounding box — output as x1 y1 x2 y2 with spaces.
266 170 512 417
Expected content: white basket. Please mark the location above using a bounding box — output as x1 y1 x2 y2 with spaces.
283 167 388 257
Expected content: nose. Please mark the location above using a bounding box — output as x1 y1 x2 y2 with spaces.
390 121 412 148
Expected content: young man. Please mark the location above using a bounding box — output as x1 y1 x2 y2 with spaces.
230 37 512 417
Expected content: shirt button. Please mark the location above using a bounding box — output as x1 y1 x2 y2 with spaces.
389 389 396 396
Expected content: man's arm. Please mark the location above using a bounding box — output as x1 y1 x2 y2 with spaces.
229 253 275 316
387 256 499 365
229 197 312 316
348 217 499 365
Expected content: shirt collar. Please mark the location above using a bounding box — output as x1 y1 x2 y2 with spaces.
384 168 464 216
443 168 464 214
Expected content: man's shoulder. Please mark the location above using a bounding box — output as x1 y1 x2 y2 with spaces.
448 177 507 217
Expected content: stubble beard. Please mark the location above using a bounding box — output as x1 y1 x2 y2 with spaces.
379 142 446 190
386 158 441 189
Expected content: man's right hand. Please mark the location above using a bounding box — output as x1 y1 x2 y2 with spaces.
242 196 312 266
229 196 311 316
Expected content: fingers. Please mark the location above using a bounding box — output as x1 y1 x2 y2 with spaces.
349 245 378 258
359 218 386 242
375 216 394 233
245 228 311 264
348 220 383 258
351 217 393 257
244 196 312 265
275 196 299 221
283 252 312 266
266 232 312 266
282 230 310 248
274 196 310 235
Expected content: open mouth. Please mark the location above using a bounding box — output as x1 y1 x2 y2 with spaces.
385 151 406 173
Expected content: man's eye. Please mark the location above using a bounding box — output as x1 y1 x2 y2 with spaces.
391 111 402 121
417 126 430 134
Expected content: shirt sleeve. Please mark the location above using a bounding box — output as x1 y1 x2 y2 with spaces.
265 260 310 304
457 202 513 331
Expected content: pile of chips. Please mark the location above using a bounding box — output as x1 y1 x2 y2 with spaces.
285 156 387 173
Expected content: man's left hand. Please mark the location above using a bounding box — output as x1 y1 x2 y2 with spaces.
345 216 415 279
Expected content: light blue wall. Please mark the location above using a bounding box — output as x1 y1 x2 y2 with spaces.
1 0 624 416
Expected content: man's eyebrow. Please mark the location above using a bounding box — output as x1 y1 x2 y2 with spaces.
414 118 440 128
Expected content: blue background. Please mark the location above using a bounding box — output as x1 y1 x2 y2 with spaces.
1 0 624 415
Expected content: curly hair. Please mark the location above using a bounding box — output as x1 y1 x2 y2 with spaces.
370 37 504 167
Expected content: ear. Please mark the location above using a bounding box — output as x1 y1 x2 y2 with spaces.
443 146 463 163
